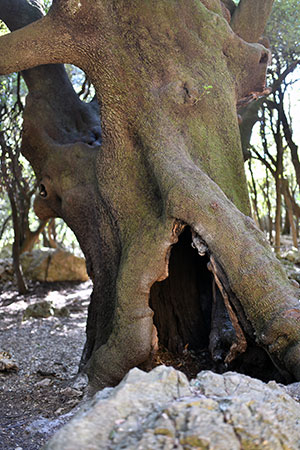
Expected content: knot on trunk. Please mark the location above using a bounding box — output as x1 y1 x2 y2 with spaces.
34 176 62 220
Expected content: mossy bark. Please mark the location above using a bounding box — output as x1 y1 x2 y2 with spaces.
1 0 300 389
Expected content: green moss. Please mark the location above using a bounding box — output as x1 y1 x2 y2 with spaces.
180 435 209 448
154 428 175 437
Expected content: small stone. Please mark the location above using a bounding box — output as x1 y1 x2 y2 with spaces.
53 306 70 317
72 373 88 391
290 279 300 288
60 387 83 398
36 378 52 387
0 351 19 372
23 301 54 320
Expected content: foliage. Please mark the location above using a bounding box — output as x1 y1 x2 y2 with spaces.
246 0 300 245
0 67 85 257
266 0 300 64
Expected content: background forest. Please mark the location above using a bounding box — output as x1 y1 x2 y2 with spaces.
0 0 300 287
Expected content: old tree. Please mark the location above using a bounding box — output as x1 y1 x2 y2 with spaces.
1 0 300 389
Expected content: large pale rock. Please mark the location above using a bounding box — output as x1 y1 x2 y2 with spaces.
21 249 88 282
44 366 300 450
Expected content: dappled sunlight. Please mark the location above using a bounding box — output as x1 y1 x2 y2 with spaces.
0 281 91 375
44 280 92 308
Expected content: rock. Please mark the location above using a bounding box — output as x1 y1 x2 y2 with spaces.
60 387 83 398
289 270 300 284
21 249 89 282
0 351 19 372
280 248 300 264
0 249 89 284
71 373 88 391
285 382 300 401
37 367 57 377
45 366 300 450
23 301 54 320
23 303 71 320
36 378 52 387
290 278 300 288
53 306 70 317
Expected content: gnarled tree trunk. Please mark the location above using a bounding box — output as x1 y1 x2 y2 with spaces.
1 0 300 390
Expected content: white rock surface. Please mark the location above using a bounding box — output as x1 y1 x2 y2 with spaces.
44 366 300 450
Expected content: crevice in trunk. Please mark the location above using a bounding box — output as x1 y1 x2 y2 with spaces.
149 226 288 384
150 227 213 354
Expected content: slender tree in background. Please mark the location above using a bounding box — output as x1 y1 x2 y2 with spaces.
240 0 300 252
1 0 300 390
0 73 49 293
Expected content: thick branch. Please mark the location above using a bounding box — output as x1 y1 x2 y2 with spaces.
231 0 274 43
0 12 73 75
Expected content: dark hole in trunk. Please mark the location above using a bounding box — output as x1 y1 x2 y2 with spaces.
149 226 288 384
150 226 213 354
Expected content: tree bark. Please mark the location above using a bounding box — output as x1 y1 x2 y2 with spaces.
248 159 261 229
282 179 298 249
1 0 300 389
8 190 27 294
230 0 274 43
274 174 282 254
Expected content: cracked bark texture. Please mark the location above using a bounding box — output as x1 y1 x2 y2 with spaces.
1 0 300 389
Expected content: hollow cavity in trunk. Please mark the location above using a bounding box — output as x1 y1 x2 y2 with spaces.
149 226 287 383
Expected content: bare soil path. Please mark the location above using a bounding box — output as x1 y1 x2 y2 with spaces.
0 280 92 450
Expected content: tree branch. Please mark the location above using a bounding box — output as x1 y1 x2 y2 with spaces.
0 10 73 75
251 148 275 178
0 214 12 240
271 60 300 93
231 0 274 43
0 0 44 30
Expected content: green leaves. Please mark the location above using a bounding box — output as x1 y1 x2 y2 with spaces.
267 0 300 63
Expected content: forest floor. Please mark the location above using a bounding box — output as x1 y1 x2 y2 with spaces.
0 236 299 450
0 280 92 450
0 278 217 450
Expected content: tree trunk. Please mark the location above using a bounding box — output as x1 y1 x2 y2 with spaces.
282 179 298 249
275 174 282 255
248 159 262 229
274 123 284 255
1 0 300 390
8 190 27 294
282 207 290 236
263 168 273 244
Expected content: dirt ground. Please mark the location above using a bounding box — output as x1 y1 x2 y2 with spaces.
0 278 218 450
0 238 299 450
0 280 92 450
